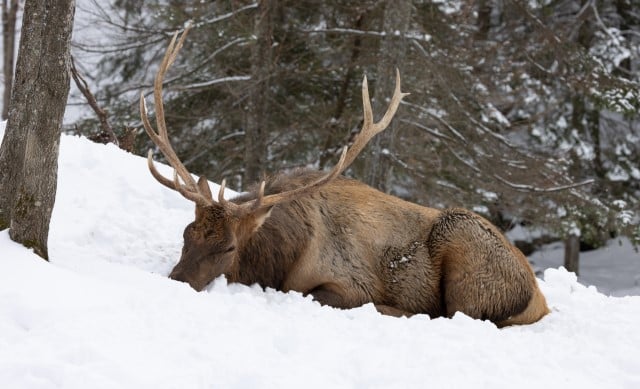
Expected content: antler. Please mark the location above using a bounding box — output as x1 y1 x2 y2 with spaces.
229 70 409 211
140 25 217 207
142 25 407 213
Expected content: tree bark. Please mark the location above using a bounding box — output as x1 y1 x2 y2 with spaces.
319 11 365 170
564 234 580 276
363 0 412 193
244 0 276 187
475 0 492 41
0 0 75 260
1 0 18 120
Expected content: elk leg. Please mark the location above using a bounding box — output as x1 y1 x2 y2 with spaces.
308 286 352 309
374 304 414 318
310 286 413 317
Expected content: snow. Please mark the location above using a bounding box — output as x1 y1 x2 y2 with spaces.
531 238 640 297
433 0 463 15
2 125 640 388
607 164 631 182
183 75 252 90
486 103 511 126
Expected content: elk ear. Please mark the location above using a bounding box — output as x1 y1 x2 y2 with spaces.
251 206 273 233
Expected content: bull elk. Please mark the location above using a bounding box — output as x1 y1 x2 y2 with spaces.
141 27 549 327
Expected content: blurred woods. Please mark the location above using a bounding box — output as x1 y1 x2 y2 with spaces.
63 0 639 258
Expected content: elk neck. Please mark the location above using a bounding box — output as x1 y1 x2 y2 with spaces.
224 170 320 288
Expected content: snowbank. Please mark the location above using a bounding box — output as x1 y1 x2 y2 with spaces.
1 128 640 388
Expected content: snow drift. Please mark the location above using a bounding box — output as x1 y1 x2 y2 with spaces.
1 127 640 388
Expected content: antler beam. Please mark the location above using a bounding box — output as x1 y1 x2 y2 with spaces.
142 26 407 213
240 70 408 210
140 25 218 208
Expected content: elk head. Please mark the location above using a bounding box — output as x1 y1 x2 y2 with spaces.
141 26 408 291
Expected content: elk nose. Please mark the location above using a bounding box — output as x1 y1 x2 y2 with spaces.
169 269 202 291
169 269 187 283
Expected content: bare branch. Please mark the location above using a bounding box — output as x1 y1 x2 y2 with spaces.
197 3 258 28
70 56 118 146
178 75 251 91
300 27 432 43
403 101 467 143
494 174 595 193
399 118 453 142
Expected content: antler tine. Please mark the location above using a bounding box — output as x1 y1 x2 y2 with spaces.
218 178 227 204
342 69 410 170
154 28 188 143
247 146 349 210
146 149 176 189
140 24 214 207
244 70 407 211
251 181 268 210
217 179 240 211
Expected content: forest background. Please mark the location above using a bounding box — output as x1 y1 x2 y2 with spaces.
4 0 639 267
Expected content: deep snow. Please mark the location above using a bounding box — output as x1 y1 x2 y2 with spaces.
1 126 640 388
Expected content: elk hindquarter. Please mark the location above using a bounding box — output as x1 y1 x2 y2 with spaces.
280 180 545 326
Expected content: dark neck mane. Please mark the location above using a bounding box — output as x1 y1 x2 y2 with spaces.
226 170 321 288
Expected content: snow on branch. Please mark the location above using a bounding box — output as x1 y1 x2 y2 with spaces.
300 28 432 43
179 76 252 91
400 119 453 142
196 3 258 28
494 175 595 193
403 102 467 143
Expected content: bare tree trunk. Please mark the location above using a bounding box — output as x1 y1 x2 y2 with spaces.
564 234 580 276
0 0 75 260
244 0 276 187
363 0 412 193
1 0 19 120
319 11 365 170
475 0 492 40
0 0 22 231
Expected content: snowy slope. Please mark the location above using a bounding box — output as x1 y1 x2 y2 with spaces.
532 239 640 297
1 127 640 388
508 225 640 297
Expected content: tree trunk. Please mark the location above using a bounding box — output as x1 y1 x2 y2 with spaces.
475 0 492 41
0 0 75 260
564 234 580 276
1 0 18 120
363 0 412 193
244 0 276 187
319 11 364 170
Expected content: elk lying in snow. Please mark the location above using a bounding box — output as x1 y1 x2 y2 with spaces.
141 28 549 327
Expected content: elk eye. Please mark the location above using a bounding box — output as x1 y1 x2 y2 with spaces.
224 246 236 253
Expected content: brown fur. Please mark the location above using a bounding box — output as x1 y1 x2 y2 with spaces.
169 170 550 326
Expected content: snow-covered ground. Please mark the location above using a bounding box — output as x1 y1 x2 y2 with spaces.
532 238 640 297
1 127 640 388
508 225 640 297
